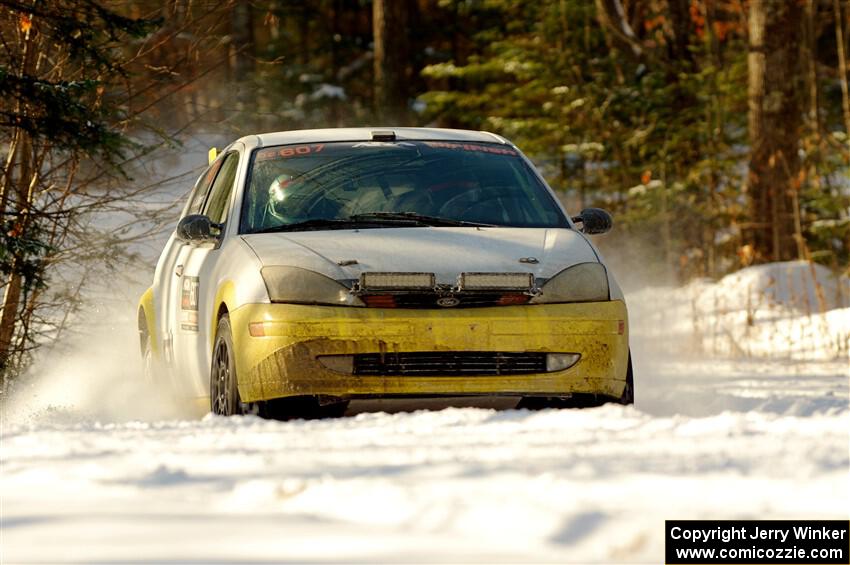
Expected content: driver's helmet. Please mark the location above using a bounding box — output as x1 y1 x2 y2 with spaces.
266 173 293 221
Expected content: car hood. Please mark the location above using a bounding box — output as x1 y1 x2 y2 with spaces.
241 227 599 283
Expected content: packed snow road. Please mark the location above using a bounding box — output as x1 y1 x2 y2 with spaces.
2 267 849 563
1 346 847 563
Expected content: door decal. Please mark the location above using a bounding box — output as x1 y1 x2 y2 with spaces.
180 276 199 332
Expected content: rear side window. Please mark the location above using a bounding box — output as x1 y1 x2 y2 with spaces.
203 152 239 224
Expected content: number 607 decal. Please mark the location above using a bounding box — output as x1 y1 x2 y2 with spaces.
278 144 324 158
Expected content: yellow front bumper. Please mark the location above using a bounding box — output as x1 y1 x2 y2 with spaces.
229 301 629 403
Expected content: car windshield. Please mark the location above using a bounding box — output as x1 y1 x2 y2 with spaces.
240 140 567 233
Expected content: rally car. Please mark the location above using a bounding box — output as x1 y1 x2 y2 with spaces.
138 127 633 418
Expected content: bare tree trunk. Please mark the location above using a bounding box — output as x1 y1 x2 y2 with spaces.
594 0 643 59
804 0 821 130
231 1 256 110
0 22 38 380
0 269 23 375
834 0 850 137
373 0 409 124
660 154 674 282
746 0 804 263
666 0 693 65
704 1 724 278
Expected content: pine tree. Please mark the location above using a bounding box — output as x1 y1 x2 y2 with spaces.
0 1 159 387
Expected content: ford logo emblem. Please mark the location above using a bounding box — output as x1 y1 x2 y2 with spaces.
436 296 460 307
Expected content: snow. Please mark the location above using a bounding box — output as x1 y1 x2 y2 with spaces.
1 263 848 563
696 261 849 312
631 261 850 360
310 83 347 101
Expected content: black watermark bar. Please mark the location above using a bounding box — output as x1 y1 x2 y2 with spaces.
666 520 849 564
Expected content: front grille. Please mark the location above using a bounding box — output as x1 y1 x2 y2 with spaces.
360 292 530 308
353 351 547 376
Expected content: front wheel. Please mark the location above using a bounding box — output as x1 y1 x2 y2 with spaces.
210 315 244 416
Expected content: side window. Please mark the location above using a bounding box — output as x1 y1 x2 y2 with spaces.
203 152 239 224
185 160 223 217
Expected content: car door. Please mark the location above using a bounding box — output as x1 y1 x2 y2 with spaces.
170 150 241 397
156 159 223 375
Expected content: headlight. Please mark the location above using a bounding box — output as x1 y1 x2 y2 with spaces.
260 266 364 306
530 262 609 304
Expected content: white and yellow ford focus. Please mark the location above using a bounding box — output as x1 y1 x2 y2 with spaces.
138 128 632 418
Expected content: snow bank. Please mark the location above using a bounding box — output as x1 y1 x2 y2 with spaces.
699 261 849 312
631 261 850 361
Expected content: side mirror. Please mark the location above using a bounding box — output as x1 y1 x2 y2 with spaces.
571 208 613 235
176 214 220 243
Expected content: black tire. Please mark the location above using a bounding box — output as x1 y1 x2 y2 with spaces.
210 315 244 416
141 333 170 391
259 395 348 421
141 333 178 409
141 334 156 383
619 351 635 405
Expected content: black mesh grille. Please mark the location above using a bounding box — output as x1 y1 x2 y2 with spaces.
353 351 547 376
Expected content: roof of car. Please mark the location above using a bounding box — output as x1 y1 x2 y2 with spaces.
240 127 510 148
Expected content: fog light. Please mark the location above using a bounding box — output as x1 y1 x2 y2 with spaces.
546 353 581 372
361 272 435 290
317 355 354 374
460 272 533 290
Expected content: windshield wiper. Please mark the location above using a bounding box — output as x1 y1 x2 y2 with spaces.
349 211 495 227
249 212 493 234
249 216 421 233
